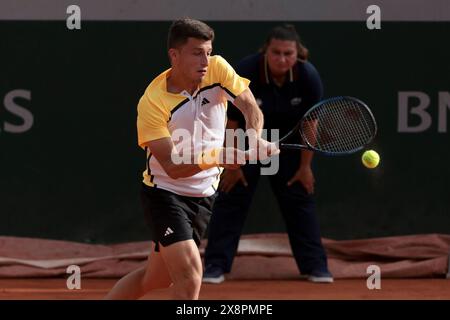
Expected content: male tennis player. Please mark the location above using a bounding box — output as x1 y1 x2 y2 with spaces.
105 18 278 300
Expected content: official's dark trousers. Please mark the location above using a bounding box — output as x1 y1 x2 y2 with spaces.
204 151 329 274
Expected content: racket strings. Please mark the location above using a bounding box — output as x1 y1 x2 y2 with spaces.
301 98 376 153
328 100 374 152
324 101 372 152
334 99 370 151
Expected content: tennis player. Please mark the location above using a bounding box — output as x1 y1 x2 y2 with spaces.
105 18 278 300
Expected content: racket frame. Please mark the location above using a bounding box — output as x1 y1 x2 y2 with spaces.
278 96 377 156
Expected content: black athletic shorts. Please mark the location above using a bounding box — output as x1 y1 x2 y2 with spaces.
141 183 216 252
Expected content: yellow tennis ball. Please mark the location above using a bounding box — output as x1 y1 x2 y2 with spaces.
362 150 380 169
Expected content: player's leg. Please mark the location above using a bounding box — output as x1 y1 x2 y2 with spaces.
143 187 216 299
159 239 203 299
104 242 172 300
203 164 260 281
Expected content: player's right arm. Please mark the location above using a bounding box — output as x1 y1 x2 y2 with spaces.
137 94 244 178
142 138 202 179
137 94 201 179
142 138 245 179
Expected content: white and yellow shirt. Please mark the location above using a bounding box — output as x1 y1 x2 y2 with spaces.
137 55 250 197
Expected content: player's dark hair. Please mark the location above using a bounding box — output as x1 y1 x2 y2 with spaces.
261 24 309 61
167 18 215 50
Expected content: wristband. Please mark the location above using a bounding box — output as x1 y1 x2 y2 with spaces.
197 147 222 170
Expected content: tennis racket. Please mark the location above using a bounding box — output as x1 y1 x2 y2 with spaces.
277 96 377 155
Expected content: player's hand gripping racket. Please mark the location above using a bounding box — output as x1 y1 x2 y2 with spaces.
277 96 377 155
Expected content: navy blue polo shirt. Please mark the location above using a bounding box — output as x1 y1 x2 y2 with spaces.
228 53 324 143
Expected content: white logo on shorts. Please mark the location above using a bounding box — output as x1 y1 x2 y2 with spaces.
164 227 174 237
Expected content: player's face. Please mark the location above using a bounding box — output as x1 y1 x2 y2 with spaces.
170 38 212 83
266 39 298 77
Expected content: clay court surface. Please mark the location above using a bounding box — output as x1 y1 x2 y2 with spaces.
1 278 449 300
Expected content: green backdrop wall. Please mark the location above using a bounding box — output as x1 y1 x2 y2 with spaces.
1 21 449 243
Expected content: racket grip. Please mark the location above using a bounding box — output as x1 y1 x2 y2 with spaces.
279 143 306 150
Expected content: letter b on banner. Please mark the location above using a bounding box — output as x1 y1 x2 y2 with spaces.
398 91 432 132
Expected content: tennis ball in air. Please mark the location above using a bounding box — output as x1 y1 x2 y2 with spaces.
362 150 380 169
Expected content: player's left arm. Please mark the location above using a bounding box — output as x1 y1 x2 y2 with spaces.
214 55 278 158
233 88 280 159
233 88 264 138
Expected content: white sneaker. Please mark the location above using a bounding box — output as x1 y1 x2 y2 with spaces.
202 265 225 284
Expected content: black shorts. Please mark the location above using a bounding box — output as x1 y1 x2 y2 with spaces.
141 183 216 252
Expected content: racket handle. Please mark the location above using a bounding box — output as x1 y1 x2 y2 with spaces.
279 143 306 150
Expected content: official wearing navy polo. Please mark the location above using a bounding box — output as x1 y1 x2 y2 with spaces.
203 25 333 284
